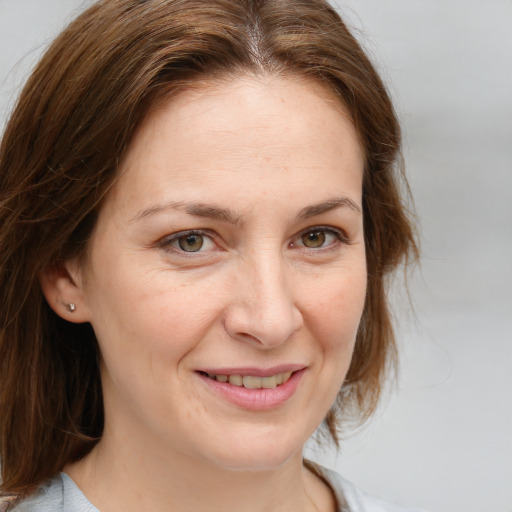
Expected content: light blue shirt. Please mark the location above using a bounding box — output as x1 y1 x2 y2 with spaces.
7 467 424 512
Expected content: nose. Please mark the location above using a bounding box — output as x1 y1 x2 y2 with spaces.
223 254 303 348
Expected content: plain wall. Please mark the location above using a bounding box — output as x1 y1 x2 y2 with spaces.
1 2 511 512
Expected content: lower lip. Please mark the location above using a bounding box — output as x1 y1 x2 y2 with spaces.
197 370 305 411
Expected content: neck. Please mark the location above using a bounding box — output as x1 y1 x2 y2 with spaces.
65 425 333 512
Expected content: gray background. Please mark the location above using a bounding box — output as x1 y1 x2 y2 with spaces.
1 1 511 512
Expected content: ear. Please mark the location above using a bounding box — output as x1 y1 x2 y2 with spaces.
39 259 92 323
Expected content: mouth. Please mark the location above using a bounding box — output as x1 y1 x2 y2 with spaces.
196 366 306 410
198 371 294 389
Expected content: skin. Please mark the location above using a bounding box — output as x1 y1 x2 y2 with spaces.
42 73 367 512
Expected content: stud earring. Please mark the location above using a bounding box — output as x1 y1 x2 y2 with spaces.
68 303 76 313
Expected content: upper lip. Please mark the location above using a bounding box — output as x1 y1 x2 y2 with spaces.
197 364 306 377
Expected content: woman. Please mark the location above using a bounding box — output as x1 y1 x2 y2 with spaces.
0 0 418 511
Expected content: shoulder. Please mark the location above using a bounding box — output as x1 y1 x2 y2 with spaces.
6 473 98 512
318 466 428 512
6 474 64 512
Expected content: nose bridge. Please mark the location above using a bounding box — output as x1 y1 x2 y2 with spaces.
225 244 303 347
251 248 290 316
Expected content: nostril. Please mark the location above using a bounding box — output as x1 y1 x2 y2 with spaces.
222 299 302 348
234 332 261 343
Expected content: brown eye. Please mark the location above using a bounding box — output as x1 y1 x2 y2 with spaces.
301 231 326 248
178 234 204 252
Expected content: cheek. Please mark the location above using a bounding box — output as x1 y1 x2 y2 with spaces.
297 264 367 425
94 267 227 368
302 263 367 352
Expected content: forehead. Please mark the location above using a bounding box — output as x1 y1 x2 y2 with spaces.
106 74 364 218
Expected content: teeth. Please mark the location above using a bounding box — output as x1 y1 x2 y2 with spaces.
210 371 294 389
261 376 277 388
242 375 261 389
228 375 243 387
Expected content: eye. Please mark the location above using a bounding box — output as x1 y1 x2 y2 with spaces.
301 230 328 248
177 233 206 252
161 230 216 254
291 227 346 250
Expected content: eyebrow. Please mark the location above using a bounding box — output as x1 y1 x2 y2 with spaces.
129 201 244 226
297 197 362 219
129 196 361 225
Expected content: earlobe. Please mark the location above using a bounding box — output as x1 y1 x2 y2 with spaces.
38 260 91 323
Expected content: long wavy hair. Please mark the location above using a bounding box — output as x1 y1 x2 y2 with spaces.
0 0 417 500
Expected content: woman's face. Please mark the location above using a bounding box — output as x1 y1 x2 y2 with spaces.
76 75 366 471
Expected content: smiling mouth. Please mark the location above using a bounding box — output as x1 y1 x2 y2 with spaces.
198 371 294 389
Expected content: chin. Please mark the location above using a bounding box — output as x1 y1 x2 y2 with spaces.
201 428 306 473
212 450 299 473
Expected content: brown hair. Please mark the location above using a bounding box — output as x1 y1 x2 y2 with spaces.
0 0 417 499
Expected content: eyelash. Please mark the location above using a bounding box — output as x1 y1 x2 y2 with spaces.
158 229 217 256
290 226 350 251
158 226 350 257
